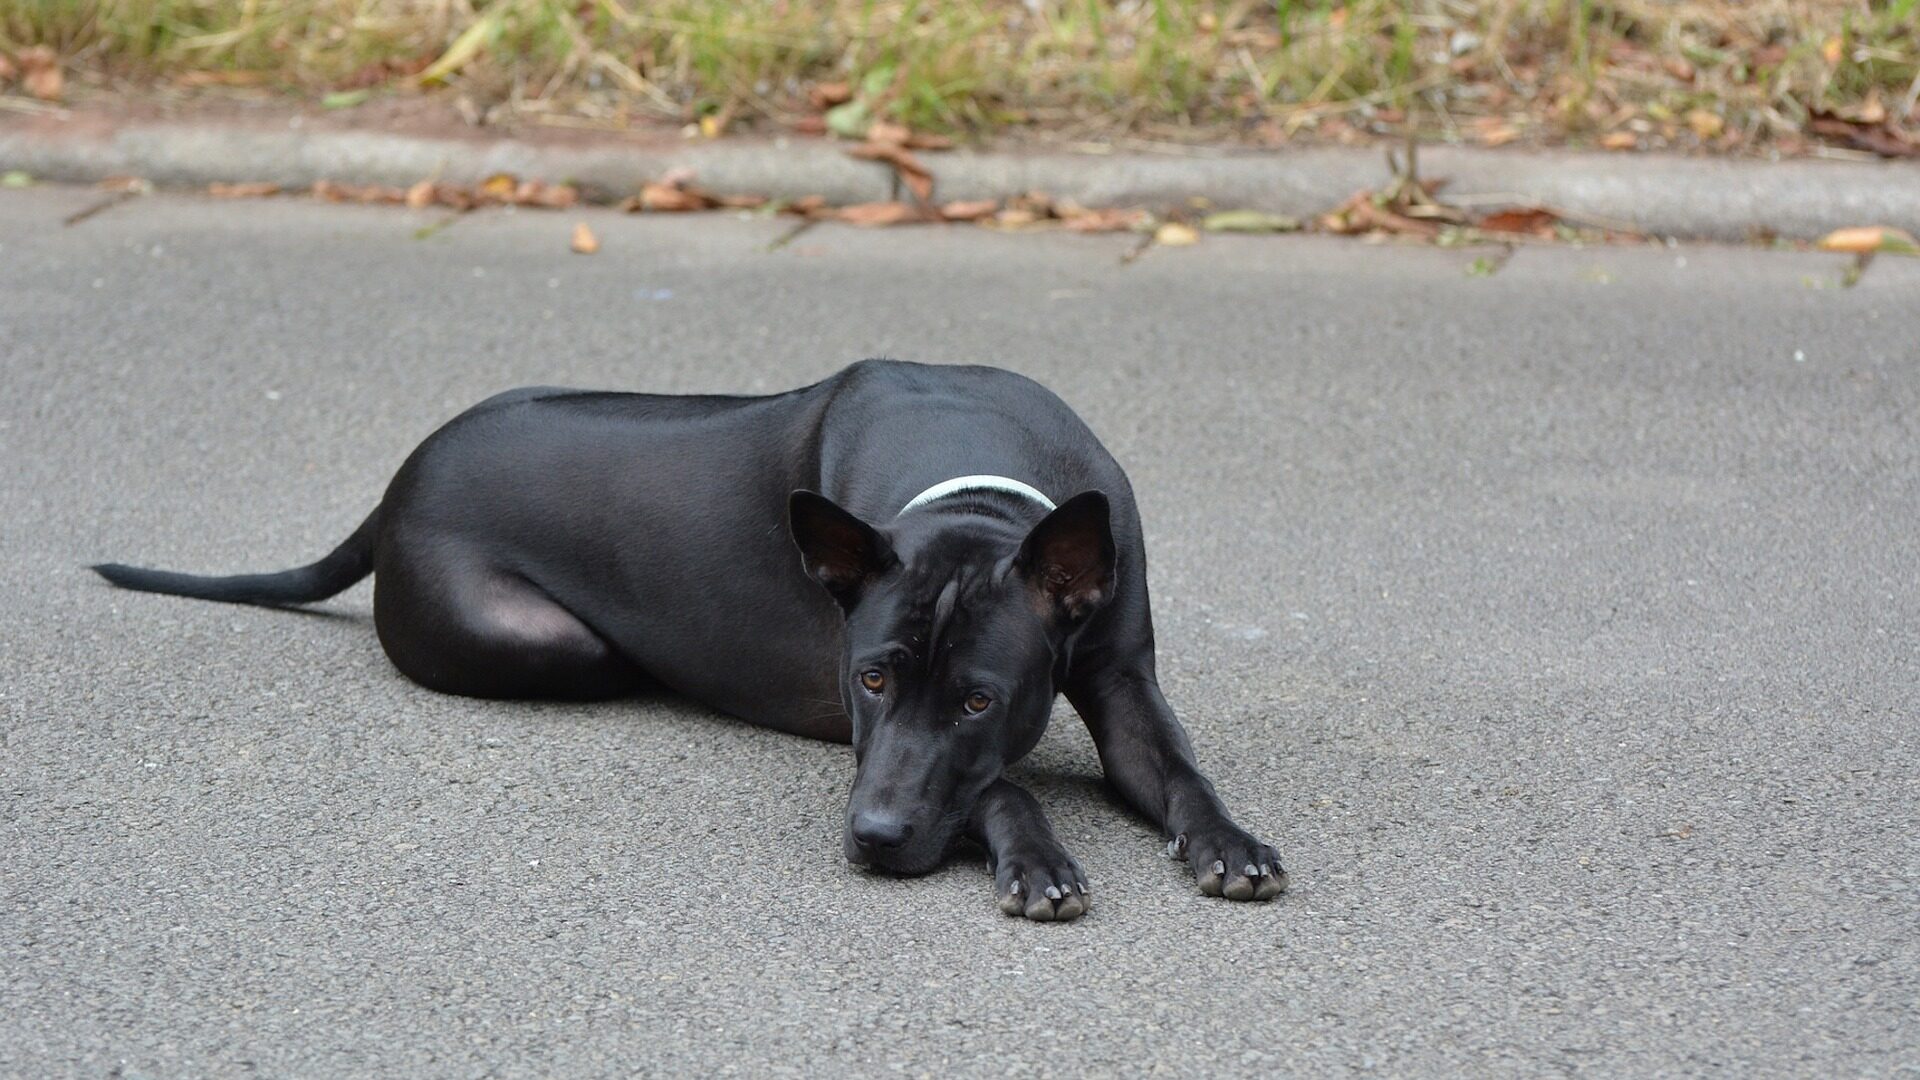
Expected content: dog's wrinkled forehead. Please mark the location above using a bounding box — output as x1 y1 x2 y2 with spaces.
872 558 1000 659
851 547 1042 674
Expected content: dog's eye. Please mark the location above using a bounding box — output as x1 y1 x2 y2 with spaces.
859 670 886 694
964 692 992 715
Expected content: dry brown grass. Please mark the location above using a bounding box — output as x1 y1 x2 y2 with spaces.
4 1 1915 152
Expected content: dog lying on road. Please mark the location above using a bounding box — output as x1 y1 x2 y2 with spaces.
95 360 1288 920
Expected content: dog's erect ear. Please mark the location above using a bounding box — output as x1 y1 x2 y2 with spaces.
1017 490 1115 623
789 490 895 604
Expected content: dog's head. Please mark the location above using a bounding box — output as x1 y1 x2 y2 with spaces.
789 489 1115 874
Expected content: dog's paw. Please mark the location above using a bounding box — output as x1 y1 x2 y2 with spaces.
994 848 1090 922
1167 824 1288 901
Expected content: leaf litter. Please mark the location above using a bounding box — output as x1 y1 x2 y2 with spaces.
149 129 1905 269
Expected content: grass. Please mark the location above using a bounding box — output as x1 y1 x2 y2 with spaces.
4 1 1916 150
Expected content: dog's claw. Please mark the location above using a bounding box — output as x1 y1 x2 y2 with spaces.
1196 859 1226 897
1255 867 1289 900
996 849 1090 922
1180 826 1289 903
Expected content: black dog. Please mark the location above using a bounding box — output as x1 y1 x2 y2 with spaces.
96 360 1286 920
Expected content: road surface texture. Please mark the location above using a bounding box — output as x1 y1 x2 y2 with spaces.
3 187 1916 1077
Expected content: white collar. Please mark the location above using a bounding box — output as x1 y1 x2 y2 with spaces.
897 475 1056 517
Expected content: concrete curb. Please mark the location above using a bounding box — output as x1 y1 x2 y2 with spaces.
5 116 1919 241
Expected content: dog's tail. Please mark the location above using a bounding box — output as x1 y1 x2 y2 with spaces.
92 507 381 608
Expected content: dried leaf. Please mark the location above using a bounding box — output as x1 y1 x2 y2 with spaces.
1319 190 1440 238
831 201 928 227
904 133 956 151
1817 226 1920 256
638 180 716 212
512 180 578 209
1600 131 1638 150
478 173 519 203
0 52 17 84
1201 210 1300 234
405 180 436 209
939 199 999 222
1477 207 1558 234
866 120 911 147
1686 109 1724 139
1004 191 1055 218
847 142 934 204
19 46 62 101
311 179 404 204
335 54 429 90
1478 123 1521 148
1063 207 1148 233
809 82 852 109
570 222 600 254
1857 91 1888 126
1808 111 1920 159
208 181 282 199
430 183 476 211
1153 222 1199 246
1318 198 1362 235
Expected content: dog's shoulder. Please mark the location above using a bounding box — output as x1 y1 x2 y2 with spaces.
828 358 1068 411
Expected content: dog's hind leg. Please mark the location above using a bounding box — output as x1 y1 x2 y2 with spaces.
374 558 648 701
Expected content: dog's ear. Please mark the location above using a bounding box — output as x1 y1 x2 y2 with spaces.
1017 490 1115 623
789 490 895 605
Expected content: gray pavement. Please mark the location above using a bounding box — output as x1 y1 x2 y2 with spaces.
2 188 1917 1077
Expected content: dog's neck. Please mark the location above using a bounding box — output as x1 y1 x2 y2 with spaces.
896 475 1055 518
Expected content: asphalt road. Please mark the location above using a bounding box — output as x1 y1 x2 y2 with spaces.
2 186 1916 1077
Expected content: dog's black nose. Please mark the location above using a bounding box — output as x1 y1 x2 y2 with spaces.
851 812 914 850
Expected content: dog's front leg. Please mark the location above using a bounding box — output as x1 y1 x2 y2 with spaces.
1068 663 1289 901
967 778 1088 922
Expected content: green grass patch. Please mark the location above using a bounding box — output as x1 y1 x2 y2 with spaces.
4 1 1914 148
